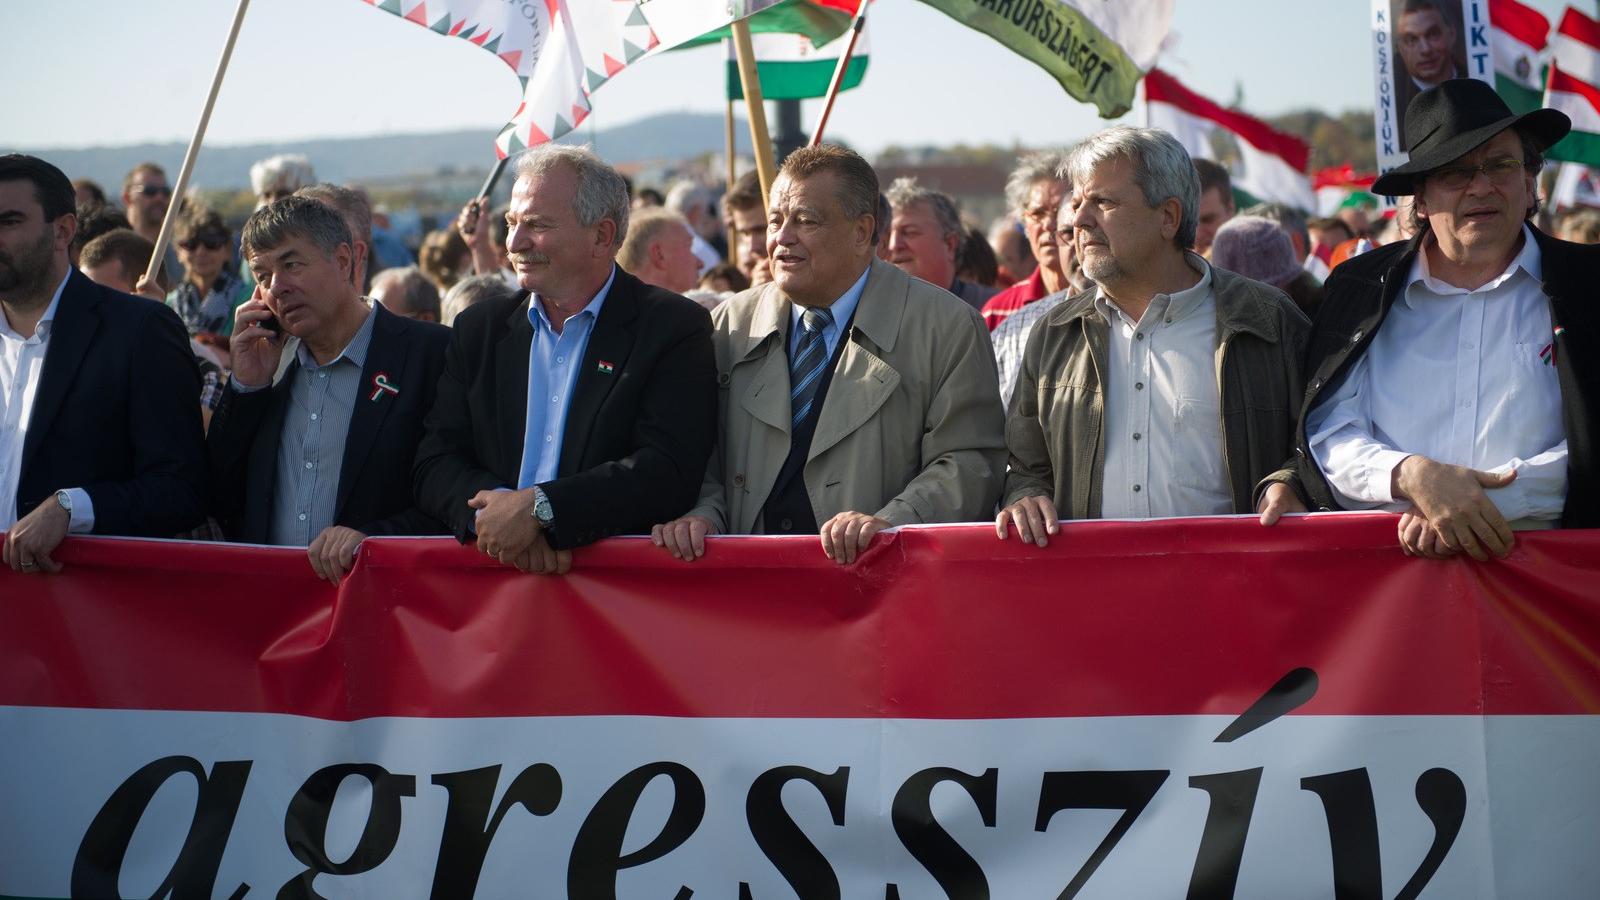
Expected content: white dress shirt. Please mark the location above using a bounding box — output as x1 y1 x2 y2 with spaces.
0 271 94 531
1306 228 1566 526
1096 254 1232 519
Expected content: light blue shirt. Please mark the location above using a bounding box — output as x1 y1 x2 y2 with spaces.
788 267 869 360
517 266 616 489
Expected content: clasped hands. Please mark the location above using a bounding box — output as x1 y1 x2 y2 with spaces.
470 488 571 574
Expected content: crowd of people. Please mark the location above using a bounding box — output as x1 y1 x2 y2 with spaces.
2 77 1594 580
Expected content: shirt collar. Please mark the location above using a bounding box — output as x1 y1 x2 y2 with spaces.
530 265 615 334
1091 252 1211 325
297 301 378 371
1403 225 1542 307
789 266 870 338
0 269 70 343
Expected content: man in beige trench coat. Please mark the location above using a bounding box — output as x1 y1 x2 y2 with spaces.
651 145 1006 563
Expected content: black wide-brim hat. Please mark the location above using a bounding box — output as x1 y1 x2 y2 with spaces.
1372 78 1571 196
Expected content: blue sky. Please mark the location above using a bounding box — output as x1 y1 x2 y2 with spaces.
1 0 1577 157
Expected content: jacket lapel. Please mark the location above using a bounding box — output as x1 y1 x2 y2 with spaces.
335 306 410 519
21 270 99 473
738 288 793 437
495 295 534 479
559 268 638 478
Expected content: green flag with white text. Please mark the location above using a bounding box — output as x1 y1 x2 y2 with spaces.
910 0 1170 117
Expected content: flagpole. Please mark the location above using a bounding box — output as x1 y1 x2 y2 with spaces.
144 0 252 289
809 0 870 146
731 19 777 209
725 99 738 262
476 157 509 205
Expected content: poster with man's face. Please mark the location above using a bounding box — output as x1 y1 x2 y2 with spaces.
1370 0 1492 183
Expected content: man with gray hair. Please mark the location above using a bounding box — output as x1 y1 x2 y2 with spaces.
370 265 441 322
665 178 726 272
997 126 1310 546
886 176 996 311
250 154 316 209
617 207 702 294
414 145 717 573
210 195 450 582
296 183 375 290
981 150 1079 330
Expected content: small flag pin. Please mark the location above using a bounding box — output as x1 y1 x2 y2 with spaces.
597 360 615 375
369 372 400 402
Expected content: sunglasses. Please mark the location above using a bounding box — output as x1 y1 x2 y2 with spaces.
131 183 172 197
179 234 229 252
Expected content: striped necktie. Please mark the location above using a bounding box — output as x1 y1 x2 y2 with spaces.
789 306 835 431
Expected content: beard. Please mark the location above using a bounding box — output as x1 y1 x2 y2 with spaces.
0 225 57 297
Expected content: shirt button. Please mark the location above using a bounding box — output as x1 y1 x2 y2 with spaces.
1461 399 1473 408
1133 432 1141 440
298 513 307 521
305 462 314 469
1132 484 1142 493
1136 332 1144 341
1464 342 1475 350
310 413 318 421
1135 382 1144 390
556 356 565 364
318 372 327 379
733 473 745 486
550 395 559 402
780 517 793 530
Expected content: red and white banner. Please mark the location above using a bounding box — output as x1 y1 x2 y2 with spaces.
3 515 1598 898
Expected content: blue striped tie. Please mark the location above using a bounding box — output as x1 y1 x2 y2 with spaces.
789 306 835 432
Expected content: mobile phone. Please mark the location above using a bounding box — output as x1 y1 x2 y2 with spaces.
260 315 282 336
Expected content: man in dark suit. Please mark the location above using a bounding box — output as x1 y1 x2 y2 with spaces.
1 154 206 573
414 145 716 573
208 195 448 582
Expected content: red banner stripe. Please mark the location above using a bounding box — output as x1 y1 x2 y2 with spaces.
1560 6 1600 52
3 517 1598 721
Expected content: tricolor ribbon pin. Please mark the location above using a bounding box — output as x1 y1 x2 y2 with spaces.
369 372 400 402
597 360 615 375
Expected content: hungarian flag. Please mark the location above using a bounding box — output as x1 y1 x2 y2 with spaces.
1311 164 1378 216
1144 68 1315 212
1490 0 1550 114
358 0 792 157
726 26 869 100
681 0 855 48
913 0 1170 117
1545 7 1600 166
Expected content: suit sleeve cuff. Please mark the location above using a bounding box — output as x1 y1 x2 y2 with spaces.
64 488 95 534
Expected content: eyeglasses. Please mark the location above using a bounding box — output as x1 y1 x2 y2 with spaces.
1427 157 1527 191
130 183 171 197
179 234 229 252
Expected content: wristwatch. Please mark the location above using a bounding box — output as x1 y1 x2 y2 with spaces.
54 490 73 516
532 486 555 528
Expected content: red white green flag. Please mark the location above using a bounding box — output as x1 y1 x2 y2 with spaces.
1544 6 1600 166
358 0 790 157
1489 0 1550 115
1144 68 1315 212
725 25 870 101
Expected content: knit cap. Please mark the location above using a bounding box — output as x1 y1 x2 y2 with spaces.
1209 216 1303 288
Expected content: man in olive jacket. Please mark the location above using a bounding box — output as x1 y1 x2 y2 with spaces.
998 127 1309 545
651 145 1007 564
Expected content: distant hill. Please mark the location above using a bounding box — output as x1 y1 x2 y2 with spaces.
12 112 755 191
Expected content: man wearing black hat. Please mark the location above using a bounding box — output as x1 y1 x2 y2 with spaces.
1289 79 1599 559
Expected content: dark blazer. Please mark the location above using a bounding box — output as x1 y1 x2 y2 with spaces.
414 266 717 549
207 302 450 542
13 268 206 535
1296 227 1600 528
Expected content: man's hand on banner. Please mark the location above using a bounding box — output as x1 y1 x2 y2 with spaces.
1391 455 1515 561
307 526 366 584
1256 482 1307 526
995 495 1060 547
469 489 569 575
651 515 716 561
1398 506 1454 559
3 499 70 575
820 511 889 564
